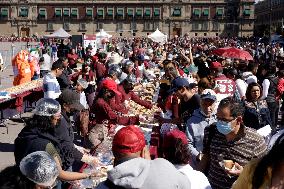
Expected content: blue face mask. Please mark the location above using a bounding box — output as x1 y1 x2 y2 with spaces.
216 120 233 135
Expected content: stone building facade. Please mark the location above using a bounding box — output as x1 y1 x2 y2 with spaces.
255 0 284 36
0 0 254 38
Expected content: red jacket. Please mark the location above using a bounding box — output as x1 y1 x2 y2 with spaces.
117 85 153 109
67 53 78 67
92 97 139 125
95 62 106 81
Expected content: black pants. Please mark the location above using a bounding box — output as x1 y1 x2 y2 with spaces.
267 101 279 131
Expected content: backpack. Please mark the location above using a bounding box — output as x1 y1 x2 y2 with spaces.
266 76 279 103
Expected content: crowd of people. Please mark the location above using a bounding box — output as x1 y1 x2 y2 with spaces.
0 34 284 189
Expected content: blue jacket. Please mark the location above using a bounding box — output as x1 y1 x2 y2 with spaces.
186 109 217 167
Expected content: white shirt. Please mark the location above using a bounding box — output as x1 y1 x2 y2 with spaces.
40 53 52 71
175 164 211 189
43 73 61 99
243 71 257 85
261 79 270 99
79 91 88 109
235 79 247 98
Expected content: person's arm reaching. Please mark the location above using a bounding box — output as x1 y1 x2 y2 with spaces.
185 122 199 158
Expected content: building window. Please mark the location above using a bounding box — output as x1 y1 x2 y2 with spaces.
79 23 86 31
107 8 114 18
19 7 28 17
63 23 70 31
216 8 223 16
55 8 62 18
243 9 251 16
144 22 152 31
136 8 143 18
117 23 123 31
127 8 134 17
154 8 160 18
63 8 70 17
192 8 201 17
201 22 208 30
144 8 151 18
38 8 46 19
97 9 104 19
192 23 200 30
130 22 137 30
86 8 93 18
213 22 220 30
1 8 9 19
172 8 181 17
71 8 78 19
203 8 209 17
47 23 53 31
117 8 124 18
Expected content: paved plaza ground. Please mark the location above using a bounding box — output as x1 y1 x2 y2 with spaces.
0 42 38 90
0 113 30 170
0 42 37 171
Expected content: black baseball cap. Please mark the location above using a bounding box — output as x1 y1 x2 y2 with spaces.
59 89 84 111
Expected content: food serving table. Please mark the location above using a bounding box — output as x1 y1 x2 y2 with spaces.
69 80 163 188
69 123 160 189
0 80 43 133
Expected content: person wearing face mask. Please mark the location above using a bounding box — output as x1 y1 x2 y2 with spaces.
117 74 153 109
88 79 143 150
186 89 217 169
198 97 267 189
14 99 98 184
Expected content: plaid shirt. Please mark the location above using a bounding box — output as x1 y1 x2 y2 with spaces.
203 124 267 189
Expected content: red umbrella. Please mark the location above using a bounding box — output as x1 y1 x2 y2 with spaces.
211 47 253 61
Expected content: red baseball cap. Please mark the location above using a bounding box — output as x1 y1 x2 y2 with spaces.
101 78 121 95
163 129 188 149
210 61 222 69
112 125 146 154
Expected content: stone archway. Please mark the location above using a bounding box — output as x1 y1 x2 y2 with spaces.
20 27 30 37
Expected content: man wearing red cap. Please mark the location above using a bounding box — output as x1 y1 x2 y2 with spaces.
210 61 236 103
96 126 190 189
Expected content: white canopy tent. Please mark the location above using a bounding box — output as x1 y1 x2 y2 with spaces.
44 28 71 38
96 29 112 50
148 29 167 44
96 29 112 38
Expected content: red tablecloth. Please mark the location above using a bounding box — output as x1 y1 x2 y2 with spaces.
0 86 43 114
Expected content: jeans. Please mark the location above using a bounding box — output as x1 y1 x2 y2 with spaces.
267 101 279 131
